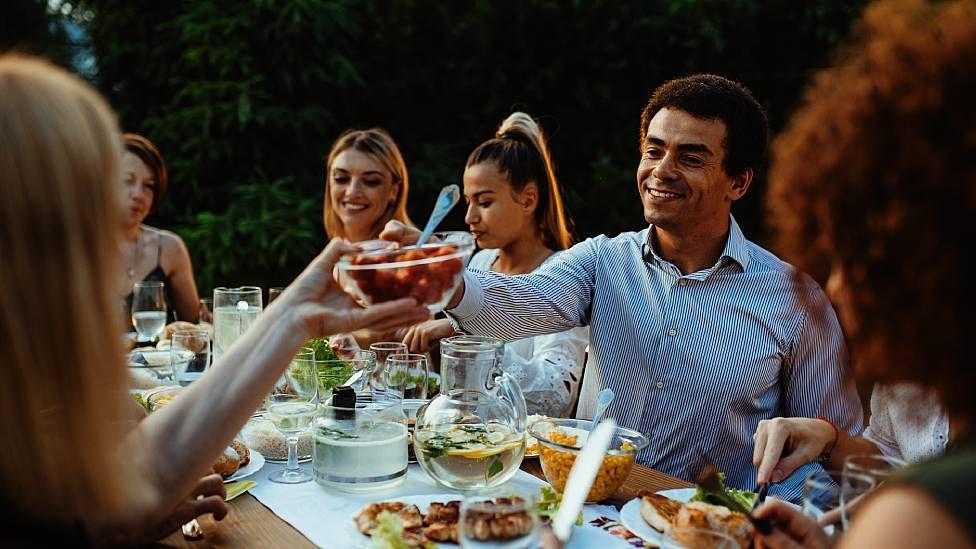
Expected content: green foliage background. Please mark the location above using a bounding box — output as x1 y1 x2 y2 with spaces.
5 0 867 293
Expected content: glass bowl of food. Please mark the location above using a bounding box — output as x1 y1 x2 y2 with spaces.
529 418 649 502
335 232 475 312
144 385 184 413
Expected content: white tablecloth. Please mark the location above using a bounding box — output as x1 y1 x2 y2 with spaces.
248 461 639 548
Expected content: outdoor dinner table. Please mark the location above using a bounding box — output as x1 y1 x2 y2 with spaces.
160 460 692 547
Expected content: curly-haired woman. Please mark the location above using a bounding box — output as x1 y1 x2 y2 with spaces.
754 1 976 547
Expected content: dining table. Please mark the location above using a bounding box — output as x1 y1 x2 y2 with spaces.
160 459 693 547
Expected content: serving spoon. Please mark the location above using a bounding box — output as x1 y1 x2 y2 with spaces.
589 388 614 434
415 184 461 247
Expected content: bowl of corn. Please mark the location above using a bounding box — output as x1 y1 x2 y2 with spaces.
529 418 649 502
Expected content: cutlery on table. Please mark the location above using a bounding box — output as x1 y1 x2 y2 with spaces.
697 463 773 535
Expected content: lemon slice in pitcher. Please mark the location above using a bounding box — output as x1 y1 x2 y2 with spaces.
446 440 522 459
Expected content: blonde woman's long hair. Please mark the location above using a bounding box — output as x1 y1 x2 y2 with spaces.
467 112 574 250
0 55 135 522
323 128 414 240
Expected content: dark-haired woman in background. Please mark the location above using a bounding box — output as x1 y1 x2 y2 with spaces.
400 112 587 417
118 133 200 322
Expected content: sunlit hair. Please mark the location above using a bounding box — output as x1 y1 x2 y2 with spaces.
0 55 139 522
466 112 574 250
124 132 168 214
767 0 976 418
323 128 413 240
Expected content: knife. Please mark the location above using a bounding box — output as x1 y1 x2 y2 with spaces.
552 418 616 542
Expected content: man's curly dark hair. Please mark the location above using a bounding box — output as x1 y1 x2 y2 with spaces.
767 0 976 418
639 74 768 177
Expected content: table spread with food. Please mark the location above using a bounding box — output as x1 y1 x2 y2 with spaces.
127 221 769 549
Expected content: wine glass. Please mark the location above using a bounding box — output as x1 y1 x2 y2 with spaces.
268 287 285 304
839 469 879 530
316 349 376 397
459 490 539 549
131 281 166 342
369 342 408 393
803 469 875 533
843 454 907 484
267 347 319 484
386 353 429 399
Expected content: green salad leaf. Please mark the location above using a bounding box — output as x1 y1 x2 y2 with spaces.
370 511 436 549
691 472 757 510
536 485 583 525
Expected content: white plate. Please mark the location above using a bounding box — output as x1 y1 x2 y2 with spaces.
350 493 462 547
225 449 265 483
619 488 697 546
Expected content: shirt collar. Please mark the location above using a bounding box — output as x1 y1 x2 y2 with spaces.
642 215 751 273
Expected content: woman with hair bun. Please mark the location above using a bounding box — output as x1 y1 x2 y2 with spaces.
400 112 587 417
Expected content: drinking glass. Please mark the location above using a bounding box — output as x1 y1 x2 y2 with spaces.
198 297 213 324
170 328 210 386
213 287 262 362
459 491 539 549
312 392 408 492
839 469 879 530
843 454 907 484
266 348 318 484
803 470 875 533
131 281 166 341
660 527 738 549
268 287 285 304
386 353 429 399
369 342 408 392
317 349 376 398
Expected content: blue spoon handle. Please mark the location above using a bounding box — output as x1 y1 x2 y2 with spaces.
589 388 615 433
416 184 461 247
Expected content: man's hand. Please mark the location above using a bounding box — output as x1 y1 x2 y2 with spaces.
280 240 431 338
753 417 837 484
399 318 457 353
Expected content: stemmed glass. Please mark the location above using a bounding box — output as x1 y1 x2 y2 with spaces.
369 342 408 393
459 490 539 549
803 469 875 533
131 281 166 342
386 353 429 399
266 347 319 484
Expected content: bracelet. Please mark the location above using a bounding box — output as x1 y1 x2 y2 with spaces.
816 416 840 462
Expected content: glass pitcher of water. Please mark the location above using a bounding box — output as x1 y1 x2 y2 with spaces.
413 335 527 490
213 286 262 362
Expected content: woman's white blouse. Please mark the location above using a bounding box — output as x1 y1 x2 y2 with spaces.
861 383 949 463
468 249 589 417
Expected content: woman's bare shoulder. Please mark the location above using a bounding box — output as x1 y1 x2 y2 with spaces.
840 486 974 549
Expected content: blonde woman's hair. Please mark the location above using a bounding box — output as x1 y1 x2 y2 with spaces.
323 128 414 240
467 112 574 250
0 55 136 523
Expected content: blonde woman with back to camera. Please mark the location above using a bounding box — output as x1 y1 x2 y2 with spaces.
398 112 588 417
0 55 429 545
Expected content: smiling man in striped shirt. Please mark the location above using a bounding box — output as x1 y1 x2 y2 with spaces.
385 74 863 502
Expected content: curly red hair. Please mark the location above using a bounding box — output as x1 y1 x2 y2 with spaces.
767 0 976 418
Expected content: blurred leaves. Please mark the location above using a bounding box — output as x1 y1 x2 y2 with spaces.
11 0 867 291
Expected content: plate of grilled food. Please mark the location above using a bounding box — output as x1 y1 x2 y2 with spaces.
353 494 462 547
620 485 758 548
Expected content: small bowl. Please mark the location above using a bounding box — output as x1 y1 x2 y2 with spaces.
335 232 475 311
240 412 312 463
529 418 649 502
144 385 184 413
